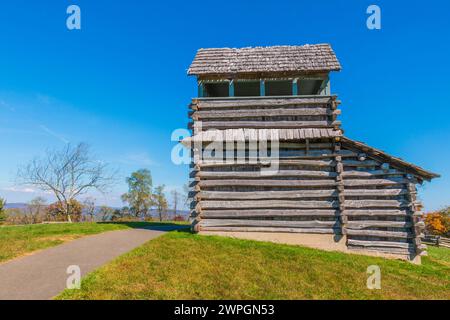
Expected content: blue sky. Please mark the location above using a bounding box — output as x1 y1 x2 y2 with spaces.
0 0 449 210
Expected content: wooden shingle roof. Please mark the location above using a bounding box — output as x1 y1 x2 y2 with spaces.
188 44 341 76
341 137 440 182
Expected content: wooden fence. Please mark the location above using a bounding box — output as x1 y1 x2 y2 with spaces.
422 235 450 248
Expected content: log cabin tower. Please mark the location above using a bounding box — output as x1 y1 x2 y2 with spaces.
183 44 439 262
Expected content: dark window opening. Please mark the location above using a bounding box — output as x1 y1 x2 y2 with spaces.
201 78 328 97
203 82 229 97
234 81 260 97
298 79 324 95
265 80 292 96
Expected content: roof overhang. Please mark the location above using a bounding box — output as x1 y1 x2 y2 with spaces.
341 137 440 182
181 128 342 146
188 44 341 77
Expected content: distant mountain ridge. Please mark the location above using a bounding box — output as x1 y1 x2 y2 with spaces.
4 203 28 209
4 202 189 217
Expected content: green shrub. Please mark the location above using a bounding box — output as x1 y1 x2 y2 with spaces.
0 198 7 224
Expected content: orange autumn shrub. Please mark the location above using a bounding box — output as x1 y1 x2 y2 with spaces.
47 199 83 222
425 207 450 236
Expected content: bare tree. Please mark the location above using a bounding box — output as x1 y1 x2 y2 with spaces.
154 185 168 222
98 206 114 222
26 197 47 224
171 189 180 219
82 197 96 222
17 143 116 222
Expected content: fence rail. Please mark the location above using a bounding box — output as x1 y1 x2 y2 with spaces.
422 235 450 248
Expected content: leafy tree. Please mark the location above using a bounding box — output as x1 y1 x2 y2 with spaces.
111 208 124 221
121 169 155 218
17 143 115 222
425 207 450 236
0 198 7 224
154 185 168 222
120 206 131 219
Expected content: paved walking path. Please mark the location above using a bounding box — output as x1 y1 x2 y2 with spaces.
0 226 184 300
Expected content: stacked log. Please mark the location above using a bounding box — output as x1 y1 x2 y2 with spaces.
406 182 427 256
333 138 346 235
189 96 341 132
340 151 420 258
187 95 427 259
191 139 342 235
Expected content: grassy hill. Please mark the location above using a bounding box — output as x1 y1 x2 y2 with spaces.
57 230 450 300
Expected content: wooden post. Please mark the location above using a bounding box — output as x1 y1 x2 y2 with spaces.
292 78 298 96
319 77 330 95
325 77 331 95
198 81 204 97
407 182 426 256
260 79 265 96
333 138 347 235
229 80 234 97
192 176 202 232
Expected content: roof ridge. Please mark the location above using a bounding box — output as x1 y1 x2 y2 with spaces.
197 44 332 51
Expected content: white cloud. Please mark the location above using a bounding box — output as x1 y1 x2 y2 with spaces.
119 152 157 167
2 186 38 193
39 125 70 144
1 186 54 195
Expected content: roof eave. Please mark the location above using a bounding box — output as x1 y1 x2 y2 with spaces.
187 68 341 77
341 137 440 182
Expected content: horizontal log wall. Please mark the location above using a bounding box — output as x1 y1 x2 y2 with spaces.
191 139 341 236
341 149 424 258
190 140 423 258
187 97 423 260
189 97 341 131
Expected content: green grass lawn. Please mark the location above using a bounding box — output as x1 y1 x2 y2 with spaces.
0 221 187 263
57 230 450 300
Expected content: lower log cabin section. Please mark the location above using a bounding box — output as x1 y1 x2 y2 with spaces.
184 44 439 262
187 135 437 261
